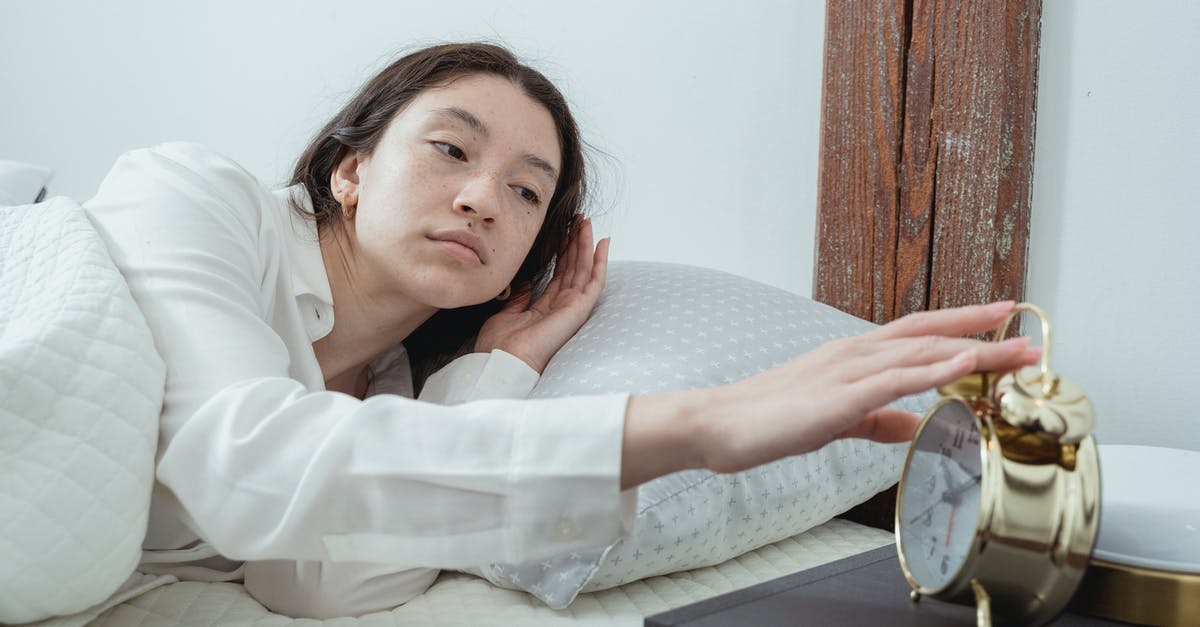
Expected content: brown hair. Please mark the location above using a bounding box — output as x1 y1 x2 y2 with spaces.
290 42 587 385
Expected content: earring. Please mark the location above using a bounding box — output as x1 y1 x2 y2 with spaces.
334 185 357 220
496 285 512 301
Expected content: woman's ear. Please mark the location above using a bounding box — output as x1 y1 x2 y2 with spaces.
330 150 362 209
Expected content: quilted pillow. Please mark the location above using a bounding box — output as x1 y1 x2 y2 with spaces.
0 199 165 623
478 261 936 609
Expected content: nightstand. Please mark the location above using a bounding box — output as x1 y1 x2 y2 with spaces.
645 545 1124 626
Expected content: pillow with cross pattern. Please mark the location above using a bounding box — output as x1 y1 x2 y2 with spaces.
477 261 937 609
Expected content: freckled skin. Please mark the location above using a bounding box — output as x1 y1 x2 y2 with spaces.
334 75 561 310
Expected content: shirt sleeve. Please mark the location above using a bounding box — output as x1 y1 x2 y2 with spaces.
418 350 540 404
84 142 634 569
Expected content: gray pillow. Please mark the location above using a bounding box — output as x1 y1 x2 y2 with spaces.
478 261 936 608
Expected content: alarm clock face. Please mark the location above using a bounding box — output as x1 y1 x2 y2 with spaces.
898 399 984 592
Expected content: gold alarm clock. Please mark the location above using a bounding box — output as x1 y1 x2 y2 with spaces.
895 303 1100 627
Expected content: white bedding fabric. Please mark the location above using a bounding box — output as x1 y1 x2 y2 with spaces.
0 198 165 624
83 519 892 627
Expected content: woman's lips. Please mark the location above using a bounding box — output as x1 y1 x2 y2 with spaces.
429 236 483 265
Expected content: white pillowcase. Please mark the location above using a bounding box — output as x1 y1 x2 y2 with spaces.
0 199 164 623
479 261 936 608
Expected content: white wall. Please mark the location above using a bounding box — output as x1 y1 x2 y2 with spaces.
1029 0 1200 450
7 1 1188 450
0 0 825 297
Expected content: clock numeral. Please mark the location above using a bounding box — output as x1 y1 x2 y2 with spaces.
940 555 950 575
952 430 966 449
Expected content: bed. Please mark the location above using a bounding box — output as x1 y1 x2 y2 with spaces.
2 212 926 626
4 2 1038 623
83 521 892 627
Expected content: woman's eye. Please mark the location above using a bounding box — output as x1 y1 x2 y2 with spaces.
514 186 540 205
433 141 465 161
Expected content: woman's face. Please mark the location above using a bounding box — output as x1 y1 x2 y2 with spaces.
335 73 561 309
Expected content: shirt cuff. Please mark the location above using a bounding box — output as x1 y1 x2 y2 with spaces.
505 393 636 561
419 349 540 405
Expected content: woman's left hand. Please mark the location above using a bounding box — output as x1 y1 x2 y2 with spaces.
475 217 610 374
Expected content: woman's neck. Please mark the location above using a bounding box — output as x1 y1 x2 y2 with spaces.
312 228 436 387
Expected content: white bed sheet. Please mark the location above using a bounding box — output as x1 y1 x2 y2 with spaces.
83 519 892 627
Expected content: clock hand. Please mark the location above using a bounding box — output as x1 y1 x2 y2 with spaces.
945 501 957 546
908 502 937 527
941 459 956 487
944 473 981 505
906 474 981 526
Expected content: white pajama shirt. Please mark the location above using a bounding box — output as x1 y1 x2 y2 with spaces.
83 142 635 617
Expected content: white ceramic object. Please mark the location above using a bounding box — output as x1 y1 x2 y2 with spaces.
1094 444 1200 572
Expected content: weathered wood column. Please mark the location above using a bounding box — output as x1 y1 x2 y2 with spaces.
815 0 1041 322
816 0 1043 530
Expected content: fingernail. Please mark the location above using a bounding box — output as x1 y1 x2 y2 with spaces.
1022 346 1042 362
1000 336 1031 348
989 300 1016 312
949 351 973 369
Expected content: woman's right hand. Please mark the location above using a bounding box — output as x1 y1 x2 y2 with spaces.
621 301 1041 489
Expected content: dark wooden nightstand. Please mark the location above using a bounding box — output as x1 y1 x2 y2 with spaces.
645 545 1125 626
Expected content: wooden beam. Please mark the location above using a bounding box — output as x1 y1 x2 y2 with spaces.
894 0 938 318
815 0 1040 323
922 0 1040 313
814 0 910 324
817 0 1042 531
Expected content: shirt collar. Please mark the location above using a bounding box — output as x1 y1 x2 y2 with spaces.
274 184 335 341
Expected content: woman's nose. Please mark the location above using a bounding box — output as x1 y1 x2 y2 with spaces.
453 175 501 225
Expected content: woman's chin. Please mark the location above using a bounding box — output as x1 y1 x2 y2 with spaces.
398 271 491 310
422 288 496 310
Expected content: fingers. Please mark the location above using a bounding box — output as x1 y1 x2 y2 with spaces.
530 217 608 312
837 335 1040 382
843 350 980 418
571 218 594 290
840 337 1040 416
589 236 610 295
552 217 580 289
869 301 1016 341
838 407 921 443
540 216 583 303
550 216 606 293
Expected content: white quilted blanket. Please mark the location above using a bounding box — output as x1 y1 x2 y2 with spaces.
83 519 891 627
0 198 165 623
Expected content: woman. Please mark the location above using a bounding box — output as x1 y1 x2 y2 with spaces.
84 43 1038 618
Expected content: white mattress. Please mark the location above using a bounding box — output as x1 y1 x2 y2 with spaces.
84 519 891 627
